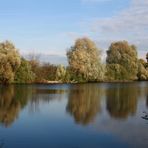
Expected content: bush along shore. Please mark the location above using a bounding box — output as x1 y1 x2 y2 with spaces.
0 38 148 84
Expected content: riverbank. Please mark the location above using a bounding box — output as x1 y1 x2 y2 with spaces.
1 80 147 85
31 80 147 84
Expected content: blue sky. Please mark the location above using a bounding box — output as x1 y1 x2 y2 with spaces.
0 0 147 64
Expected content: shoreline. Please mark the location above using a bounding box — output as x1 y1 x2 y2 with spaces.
5 80 147 85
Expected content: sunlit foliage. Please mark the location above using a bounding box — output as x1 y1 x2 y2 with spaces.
56 65 66 81
0 41 21 84
67 38 105 82
0 39 147 83
106 41 138 81
137 59 148 80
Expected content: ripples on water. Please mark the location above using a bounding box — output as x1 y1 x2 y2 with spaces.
0 82 148 148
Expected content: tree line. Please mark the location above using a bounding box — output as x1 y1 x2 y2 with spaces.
0 38 148 84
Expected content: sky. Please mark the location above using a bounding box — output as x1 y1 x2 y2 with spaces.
0 0 147 64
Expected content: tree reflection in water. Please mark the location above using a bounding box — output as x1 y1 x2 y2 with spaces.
0 85 67 127
106 84 138 119
0 85 32 127
29 88 66 113
66 84 103 125
0 83 147 127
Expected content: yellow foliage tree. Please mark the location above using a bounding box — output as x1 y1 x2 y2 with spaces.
0 41 21 84
67 38 104 82
106 41 138 80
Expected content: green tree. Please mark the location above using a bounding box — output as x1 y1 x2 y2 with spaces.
106 41 138 80
15 58 35 83
67 38 104 82
0 41 21 84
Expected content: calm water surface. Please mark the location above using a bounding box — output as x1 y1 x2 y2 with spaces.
0 82 148 148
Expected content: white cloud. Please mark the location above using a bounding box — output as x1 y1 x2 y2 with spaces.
88 0 148 58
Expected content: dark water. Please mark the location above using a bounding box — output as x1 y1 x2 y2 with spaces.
0 82 148 148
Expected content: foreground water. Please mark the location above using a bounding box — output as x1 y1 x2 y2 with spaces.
0 82 148 148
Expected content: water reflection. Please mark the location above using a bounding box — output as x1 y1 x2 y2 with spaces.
0 85 20 127
146 95 148 108
29 88 66 113
0 83 148 148
0 139 4 148
0 83 148 127
66 84 102 125
0 85 32 127
0 85 31 127
106 85 138 119
0 85 66 127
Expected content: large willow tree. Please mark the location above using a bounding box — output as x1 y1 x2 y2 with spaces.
67 38 104 82
106 41 138 80
0 41 21 84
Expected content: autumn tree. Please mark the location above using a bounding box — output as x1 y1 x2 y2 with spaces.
0 41 21 84
146 52 148 69
67 38 104 82
106 41 138 80
137 59 148 80
137 53 148 81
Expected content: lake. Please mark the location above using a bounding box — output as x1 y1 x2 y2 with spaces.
0 82 148 148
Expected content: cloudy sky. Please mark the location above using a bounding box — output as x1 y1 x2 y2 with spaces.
0 0 147 64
